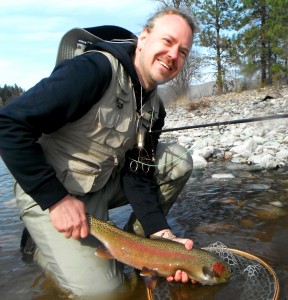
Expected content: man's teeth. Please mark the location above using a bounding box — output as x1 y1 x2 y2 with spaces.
159 61 171 70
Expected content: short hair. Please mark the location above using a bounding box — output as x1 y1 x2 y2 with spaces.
144 7 199 37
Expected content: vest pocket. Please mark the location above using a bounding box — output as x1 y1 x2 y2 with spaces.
63 170 96 195
60 159 101 195
87 105 132 148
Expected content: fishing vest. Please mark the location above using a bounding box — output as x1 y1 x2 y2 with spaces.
39 51 161 196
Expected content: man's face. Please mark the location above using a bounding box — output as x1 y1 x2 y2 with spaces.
135 14 193 90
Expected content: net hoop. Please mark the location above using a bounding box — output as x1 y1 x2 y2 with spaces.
202 247 280 300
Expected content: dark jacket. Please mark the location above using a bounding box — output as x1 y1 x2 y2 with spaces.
0 41 170 236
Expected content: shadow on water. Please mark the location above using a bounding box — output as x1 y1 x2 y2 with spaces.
1 159 287 299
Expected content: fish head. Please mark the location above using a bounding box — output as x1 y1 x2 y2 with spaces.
200 260 232 285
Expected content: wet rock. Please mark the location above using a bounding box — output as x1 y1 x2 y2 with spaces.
253 206 287 220
240 218 256 228
212 173 235 179
195 222 238 233
269 201 284 208
245 184 271 190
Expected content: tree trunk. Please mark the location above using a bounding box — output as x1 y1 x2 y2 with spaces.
216 0 223 94
260 2 267 87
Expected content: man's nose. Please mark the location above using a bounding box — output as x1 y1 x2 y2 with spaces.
167 46 178 60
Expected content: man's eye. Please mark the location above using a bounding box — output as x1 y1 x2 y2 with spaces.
163 38 172 45
180 50 188 58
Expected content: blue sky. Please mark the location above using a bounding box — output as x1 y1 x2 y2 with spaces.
0 0 157 90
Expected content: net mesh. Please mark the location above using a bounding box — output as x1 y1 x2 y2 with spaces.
151 241 279 300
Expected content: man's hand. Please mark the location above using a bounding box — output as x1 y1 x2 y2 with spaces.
150 229 196 283
49 195 89 240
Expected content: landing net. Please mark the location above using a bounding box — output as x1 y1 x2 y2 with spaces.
204 241 279 300
151 241 279 300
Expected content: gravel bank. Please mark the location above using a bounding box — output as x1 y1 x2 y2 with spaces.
160 85 288 170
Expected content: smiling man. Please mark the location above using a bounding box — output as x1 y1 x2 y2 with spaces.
135 12 193 89
0 7 197 297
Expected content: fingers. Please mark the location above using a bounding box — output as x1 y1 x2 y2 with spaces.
181 271 189 283
165 239 194 284
71 224 82 240
166 270 190 283
64 229 73 239
172 237 194 250
185 239 193 250
70 218 89 240
62 220 89 240
80 219 90 238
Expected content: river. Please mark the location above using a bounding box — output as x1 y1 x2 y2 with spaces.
0 157 287 299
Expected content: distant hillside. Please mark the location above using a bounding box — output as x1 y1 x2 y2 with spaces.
188 81 215 98
158 81 215 102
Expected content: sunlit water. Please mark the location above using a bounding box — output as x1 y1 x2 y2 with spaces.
0 157 287 299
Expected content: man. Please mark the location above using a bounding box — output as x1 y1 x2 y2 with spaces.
0 7 196 296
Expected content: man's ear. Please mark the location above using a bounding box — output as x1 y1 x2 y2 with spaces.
137 28 149 50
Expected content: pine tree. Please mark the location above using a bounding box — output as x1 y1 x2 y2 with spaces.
239 0 273 87
0 84 24 106
267 0 288 85
195 0 243 94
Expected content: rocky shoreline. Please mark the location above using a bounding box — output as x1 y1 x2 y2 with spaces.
160 85 288 170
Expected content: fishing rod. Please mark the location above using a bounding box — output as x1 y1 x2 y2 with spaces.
151 113 288 134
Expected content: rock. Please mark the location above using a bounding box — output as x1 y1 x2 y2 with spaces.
253 206 287 220
269 201 284 208
230 157 247 164
247 153 278 169
230 138 258 157
211 173 235 179
261 92 283 101
244 184 271 190
191 154 208 169
195 222 237 233
224 151 233 160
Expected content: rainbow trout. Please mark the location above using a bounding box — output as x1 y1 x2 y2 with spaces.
88 215 232 285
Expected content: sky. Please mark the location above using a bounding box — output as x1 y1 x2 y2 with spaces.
0 0 158 90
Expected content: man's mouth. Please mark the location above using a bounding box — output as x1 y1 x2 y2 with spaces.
158 60 172 70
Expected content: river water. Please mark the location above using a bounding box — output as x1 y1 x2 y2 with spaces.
0 157 287 300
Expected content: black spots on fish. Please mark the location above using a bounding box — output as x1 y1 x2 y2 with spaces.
86 214 93 227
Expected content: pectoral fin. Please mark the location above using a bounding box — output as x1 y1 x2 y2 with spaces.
140 267 158 277
141 268 159 290
95 245 114 259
